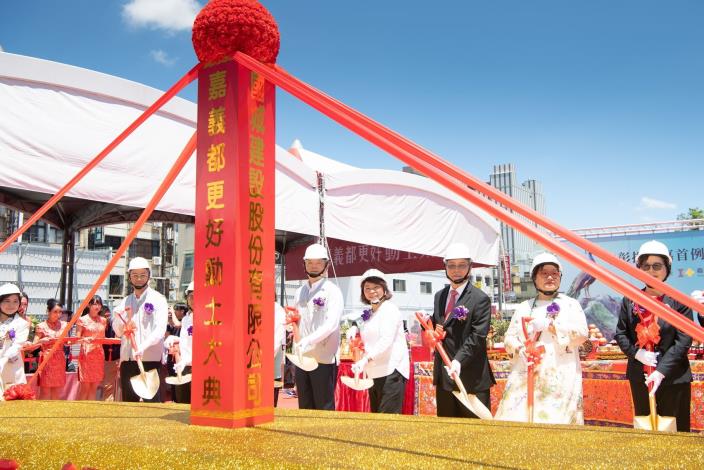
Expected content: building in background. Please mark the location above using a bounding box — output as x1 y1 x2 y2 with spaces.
489 163 546 301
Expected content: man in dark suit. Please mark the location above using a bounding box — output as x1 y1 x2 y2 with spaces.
432 242 495 418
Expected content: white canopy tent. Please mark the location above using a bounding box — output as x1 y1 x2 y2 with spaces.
0 52 500 272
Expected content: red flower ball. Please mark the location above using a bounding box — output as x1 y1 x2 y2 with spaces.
3 383 36 401
192 0 280 64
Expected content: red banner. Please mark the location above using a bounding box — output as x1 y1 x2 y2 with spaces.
285 239 444 280
502 254 512 292
191 60 275 428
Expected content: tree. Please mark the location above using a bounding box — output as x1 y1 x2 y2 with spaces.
677 207 704 230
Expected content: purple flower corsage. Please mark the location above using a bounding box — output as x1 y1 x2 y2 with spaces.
144 303 154 315
361 308 372 322
312 297 325 308
546 302 560 320
187 325 193 336
452 305 469 321
632 303 646 317
8 328 16 341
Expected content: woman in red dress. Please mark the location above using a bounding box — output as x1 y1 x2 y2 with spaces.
76 295 107 400
33 299 67 399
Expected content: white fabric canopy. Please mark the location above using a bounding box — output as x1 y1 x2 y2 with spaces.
0 52 500 263
0 52 319 237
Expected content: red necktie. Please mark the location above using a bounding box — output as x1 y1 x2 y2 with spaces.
444 289 458 321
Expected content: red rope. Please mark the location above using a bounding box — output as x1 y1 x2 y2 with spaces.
233 52 704 343
28 132 197 386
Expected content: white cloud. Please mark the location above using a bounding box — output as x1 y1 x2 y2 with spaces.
122 0 202 33
150 49 176 66
638 196 677 210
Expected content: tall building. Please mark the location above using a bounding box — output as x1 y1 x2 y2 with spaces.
489 164 545 300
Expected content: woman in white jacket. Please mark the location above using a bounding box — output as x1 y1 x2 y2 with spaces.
349 269 410 414
0 283 30 390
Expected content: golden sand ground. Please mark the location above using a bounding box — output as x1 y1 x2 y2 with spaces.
0 401 702 469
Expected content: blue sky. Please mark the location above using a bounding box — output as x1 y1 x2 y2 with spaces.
1 0 702 229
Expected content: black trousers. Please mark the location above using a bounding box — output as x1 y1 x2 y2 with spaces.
173 366 192 404
119 360 162 403
629 379 691 432
295 363 337 410
436 386 490 419
370 370 407 414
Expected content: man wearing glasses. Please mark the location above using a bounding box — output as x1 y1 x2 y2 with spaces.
112 256 168 402
431 242 495 418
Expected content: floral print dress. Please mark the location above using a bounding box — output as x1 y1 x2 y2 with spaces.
35 320 68 388
77 315 106 383
495 295 588 424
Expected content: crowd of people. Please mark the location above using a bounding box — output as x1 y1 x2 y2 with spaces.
0 239 701 432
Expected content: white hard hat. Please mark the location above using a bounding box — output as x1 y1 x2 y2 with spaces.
0 283 21 297
360 269 386 285
185 281 194 294
443 242 472 262
531 253 562 278
691 290 704 303
636 240 672 265
128 257 151 271
303 243 329 260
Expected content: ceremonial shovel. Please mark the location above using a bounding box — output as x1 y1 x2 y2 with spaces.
117 310 160 400
521 317 546 424
633 348 676 432
165 350 192 386
284 307 319 372
416 312 493 419
340 337 373 391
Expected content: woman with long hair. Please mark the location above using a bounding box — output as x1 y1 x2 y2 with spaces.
76 295 107 400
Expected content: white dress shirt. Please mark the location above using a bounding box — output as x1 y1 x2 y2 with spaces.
112 287 168 362
295 278 344 364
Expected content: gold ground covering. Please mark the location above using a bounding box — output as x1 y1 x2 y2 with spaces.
0 401 702 469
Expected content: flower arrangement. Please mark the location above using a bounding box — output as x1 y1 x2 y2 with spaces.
192 0 280 64
187 325 193 336
546 302 560 320
312 297 325 309
452 305 469 321
8 328 15 341
143 303 154 315
361 309 372 322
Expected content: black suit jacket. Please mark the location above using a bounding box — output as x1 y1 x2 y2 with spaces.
614 294 693 385
431 284 495 393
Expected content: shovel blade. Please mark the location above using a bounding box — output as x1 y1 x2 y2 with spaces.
634 415 677 432
340 375 374 391
130 369 160 400
286 353 318 372
452 391 493 420
165 373 192 386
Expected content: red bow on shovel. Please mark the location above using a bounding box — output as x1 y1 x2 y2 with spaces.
632 306 676 432
340 336 373 391
284 307 318 372
415 312 493 419
116 308 160 400
521 317 546 424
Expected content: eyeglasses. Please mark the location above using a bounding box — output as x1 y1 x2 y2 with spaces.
640 263 665 272
130 273 149 280
537 271 560 279
364 286 383 293
446 263 470 271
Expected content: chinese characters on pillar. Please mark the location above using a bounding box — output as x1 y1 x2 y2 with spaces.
245 71 267 407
